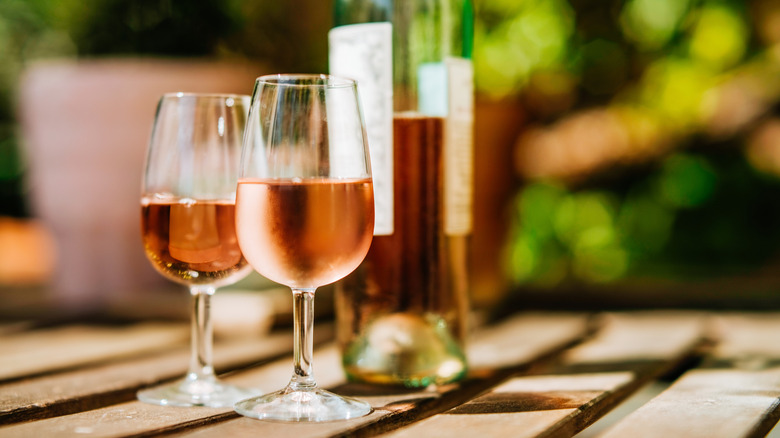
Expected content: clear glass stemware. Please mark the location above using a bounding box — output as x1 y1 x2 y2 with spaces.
137 93 257 407
233 74 374 421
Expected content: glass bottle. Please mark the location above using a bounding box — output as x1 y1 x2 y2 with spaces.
330 0 474 388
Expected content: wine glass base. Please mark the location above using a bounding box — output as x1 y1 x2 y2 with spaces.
234 386 372 422
138 377 258 408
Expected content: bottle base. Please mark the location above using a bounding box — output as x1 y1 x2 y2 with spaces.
342 312 467 388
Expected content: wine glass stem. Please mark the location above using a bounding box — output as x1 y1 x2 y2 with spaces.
189 285 217 382
291 288 317 390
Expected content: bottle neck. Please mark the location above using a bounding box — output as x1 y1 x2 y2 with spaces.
332 0 473 114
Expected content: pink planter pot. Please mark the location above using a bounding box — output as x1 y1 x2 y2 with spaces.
19 58 267 310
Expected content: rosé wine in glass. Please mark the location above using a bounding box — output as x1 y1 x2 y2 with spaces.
236 178 373 288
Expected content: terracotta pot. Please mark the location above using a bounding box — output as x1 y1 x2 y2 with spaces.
18 58 267 309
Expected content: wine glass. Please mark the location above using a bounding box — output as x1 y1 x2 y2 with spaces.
138 93 257 407
233 74 374 421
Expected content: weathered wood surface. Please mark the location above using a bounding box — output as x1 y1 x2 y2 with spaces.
0 321 34 336
381 312 710 438
597 313 780 438
0 324 334 425
0 322 188 381
171 313 592 438
0 314 590 437
1 312 780 438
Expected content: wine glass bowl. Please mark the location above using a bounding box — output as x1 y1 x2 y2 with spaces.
236 178 374 289
141 198 247 288
137 93 257 407
234 74 374 421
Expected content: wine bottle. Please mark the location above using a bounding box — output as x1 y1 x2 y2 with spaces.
330 0 474 387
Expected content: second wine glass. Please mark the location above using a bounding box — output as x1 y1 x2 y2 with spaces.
234 74 374 421
138 93 257 407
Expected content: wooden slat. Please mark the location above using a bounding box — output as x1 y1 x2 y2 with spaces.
0 402 233 438
562 311 710 365
0 321 34 336
468 313 596 370
0 323 188 381
597 313 780 438
384 373 634 438
709 313 780 361
597 368 780 438
380 311 709 438
0 313 590 438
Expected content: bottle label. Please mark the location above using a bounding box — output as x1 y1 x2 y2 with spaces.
445 57 474 235
329 22 394 236
419 58 474 235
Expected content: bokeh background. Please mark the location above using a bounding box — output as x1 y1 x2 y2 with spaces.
2 0 780 319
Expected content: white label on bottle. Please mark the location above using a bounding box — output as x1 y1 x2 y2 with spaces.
326 85 370 179
444 57 474 235
329 22 394 236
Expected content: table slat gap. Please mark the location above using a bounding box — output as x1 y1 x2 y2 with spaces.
0 323 190 383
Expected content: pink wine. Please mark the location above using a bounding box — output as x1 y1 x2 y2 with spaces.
236 178 374 289
141 198 249 286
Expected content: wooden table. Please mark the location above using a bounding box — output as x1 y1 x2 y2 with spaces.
2 311 780 437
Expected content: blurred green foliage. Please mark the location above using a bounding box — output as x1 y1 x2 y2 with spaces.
474 0 753 104
508 148 780 284
506 150 780 285
474 0 575 99
492 0 780 287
